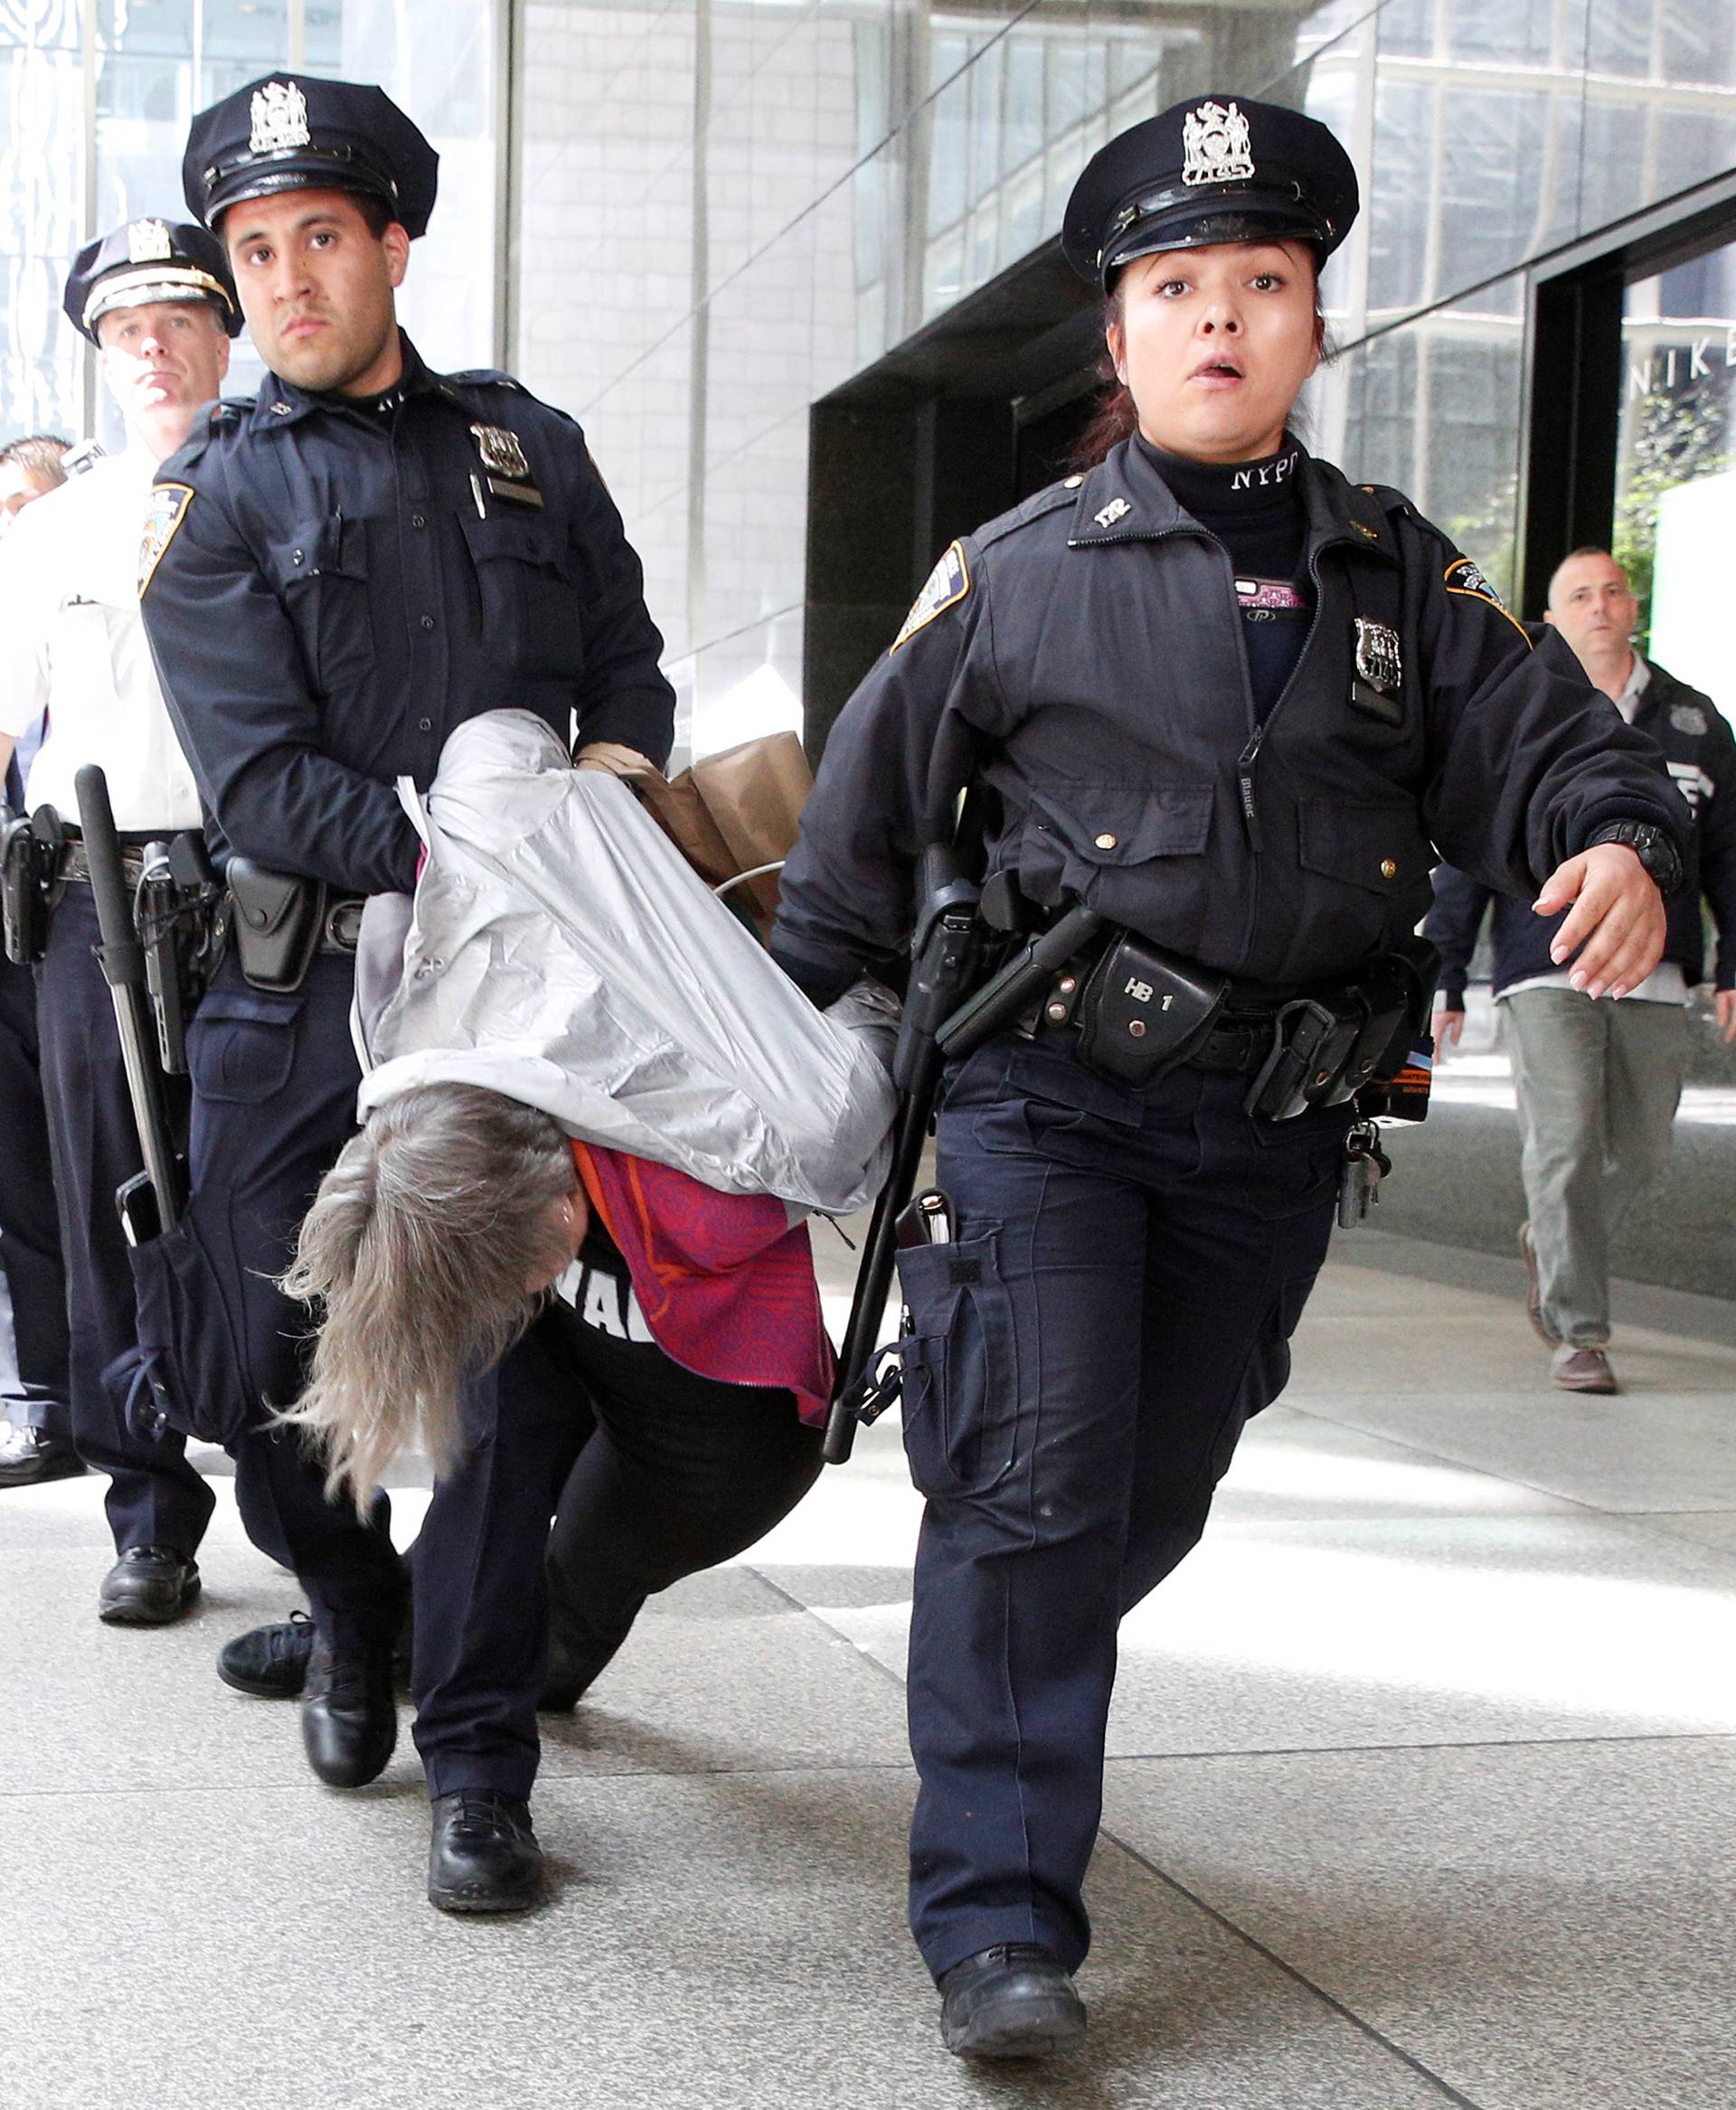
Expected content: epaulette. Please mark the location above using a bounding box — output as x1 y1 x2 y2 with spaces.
974 477 1080 551
165 397 248 474
447 369 527 394
1356 481 1417 522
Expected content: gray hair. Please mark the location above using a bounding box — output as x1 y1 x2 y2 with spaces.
279 1082 579 1512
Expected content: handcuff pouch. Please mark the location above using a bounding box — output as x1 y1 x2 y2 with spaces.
226 858 325 994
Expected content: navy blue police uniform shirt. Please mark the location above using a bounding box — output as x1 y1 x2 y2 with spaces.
772 435 1693 1004
139 334 675 897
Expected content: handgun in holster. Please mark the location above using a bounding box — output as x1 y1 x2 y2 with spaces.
137 833 225 1073
225 858 326 994
2 805 67 966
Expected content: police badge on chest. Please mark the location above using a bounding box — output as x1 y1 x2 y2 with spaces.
1349 617 1404 726
468 423 543 514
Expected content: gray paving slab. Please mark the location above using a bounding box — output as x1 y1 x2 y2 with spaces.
785 1509 1736 1755
1288 1386 1736 1512
0 1766 1468 2110
1283 1308 1734 1397
0 1484 910 1796
1100 1737 1736 2110
1622 1509 1736 1558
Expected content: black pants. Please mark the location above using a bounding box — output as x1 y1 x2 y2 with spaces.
181 950 405 1641
36 887 213 1550
411 1258 824 1802
902 1036 1346 1981
0 949 70 1437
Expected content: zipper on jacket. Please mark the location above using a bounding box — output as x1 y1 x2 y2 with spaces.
1237 726 1264 852
1228 537 1332 856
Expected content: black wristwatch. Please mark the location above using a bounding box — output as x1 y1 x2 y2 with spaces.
1589 821 1684 896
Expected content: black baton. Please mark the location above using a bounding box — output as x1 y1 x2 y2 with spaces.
822 883 1102 1465
75 765 184 1238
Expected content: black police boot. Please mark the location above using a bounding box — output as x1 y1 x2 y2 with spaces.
98 1546 202 1625
427 1792 544 1914
300 1630 396 1788
937 1945 1088 2059
218 1610 316 1698
0 1425 87 1488
539 1595 637 1711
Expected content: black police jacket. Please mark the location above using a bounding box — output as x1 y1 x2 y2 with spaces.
1427 657 1736 1000
140 335 675 898
772 438 1689 999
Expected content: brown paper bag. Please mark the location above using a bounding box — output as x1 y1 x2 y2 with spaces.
688 731 813 924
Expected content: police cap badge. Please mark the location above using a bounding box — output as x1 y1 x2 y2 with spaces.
183 73 439 238
1062 94 1359 287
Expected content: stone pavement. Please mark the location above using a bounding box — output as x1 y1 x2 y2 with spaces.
3 1226 1733 2110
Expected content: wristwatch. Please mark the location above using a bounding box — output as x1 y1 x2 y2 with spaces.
1589 821 1684 896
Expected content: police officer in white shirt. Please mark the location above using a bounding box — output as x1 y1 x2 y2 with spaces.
0 220 242 1622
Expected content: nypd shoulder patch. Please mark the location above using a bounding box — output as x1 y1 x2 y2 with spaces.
1443 554 1529 644
138 483 194 597
892 541 970 653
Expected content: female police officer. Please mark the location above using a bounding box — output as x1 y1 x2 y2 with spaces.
771 96 1688 2059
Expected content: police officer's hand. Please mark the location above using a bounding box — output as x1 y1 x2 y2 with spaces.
1432 1004 1465 1050
1716 990 1736 1045
1533 843 1666 1001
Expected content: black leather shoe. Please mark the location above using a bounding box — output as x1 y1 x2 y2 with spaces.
938 1945 1088 2059
427 1792 544 1913
300 1632 396 1787
218 1610 316 1697
0 1425 87 1488
98 1545 201 1625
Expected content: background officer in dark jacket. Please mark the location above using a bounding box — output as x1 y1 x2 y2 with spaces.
1428 546 1735 1392
139 75 674 1904
773 96 1689 2060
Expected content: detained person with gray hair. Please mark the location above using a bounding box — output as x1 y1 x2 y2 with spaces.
273 708 896 1913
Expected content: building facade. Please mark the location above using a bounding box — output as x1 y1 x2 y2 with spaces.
5 0 1735 757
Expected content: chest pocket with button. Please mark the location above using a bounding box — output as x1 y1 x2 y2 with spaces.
267 513 372 702
458 511 585 683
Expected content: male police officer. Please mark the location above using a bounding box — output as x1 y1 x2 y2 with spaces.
141 75 674 1907
0 226 245 1611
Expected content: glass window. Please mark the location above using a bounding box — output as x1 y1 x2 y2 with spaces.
1615 238 1736 718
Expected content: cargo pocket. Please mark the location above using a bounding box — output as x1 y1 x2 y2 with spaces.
188 987 301 1104
122 1215 259 1446
893 1230 1021 1500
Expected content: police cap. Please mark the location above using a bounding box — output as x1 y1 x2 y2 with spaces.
1062 95 1358 287
183 74 439 238
63 218 242 344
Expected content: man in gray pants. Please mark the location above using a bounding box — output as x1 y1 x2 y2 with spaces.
1428 548 1736 1393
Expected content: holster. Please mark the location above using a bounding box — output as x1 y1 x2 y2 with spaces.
225 859 326 994
2 806 66 966
138 833 224 1072
1246 939 1439 1122
1074 931 1227 1085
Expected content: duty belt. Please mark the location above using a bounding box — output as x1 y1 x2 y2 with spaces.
61 841 151 890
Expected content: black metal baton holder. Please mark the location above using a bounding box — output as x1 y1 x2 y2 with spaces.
821 875 1102 1466
75 764 186 1243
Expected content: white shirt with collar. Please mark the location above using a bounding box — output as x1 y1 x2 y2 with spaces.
1501 647 1687 1007
0 449 203 833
